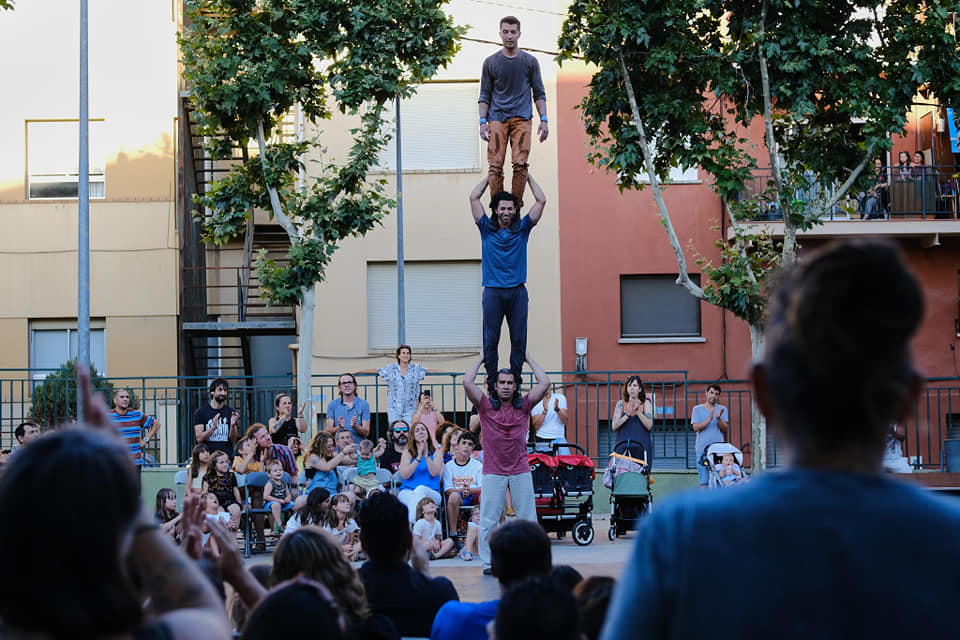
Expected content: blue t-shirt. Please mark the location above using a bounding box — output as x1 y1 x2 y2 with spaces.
326 397 371 444
478 214 534 288
691 403 726 456
306 468 338 494
600 469 960 640
431 599 499 640
399 455 441 493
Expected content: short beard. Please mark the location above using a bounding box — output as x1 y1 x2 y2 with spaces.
396 436 408 446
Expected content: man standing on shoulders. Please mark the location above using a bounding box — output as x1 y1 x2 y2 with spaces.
110 388 161 470
691 383 728 488
479 15 548 206
470 174 546 408
463 351 549 575
531 385 568 454
325 373 370 445
193 377 240 457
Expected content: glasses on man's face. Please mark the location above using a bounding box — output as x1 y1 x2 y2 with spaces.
339 380 354 387
394 427 409 433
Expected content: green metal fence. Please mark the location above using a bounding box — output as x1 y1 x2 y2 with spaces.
3 369 957 472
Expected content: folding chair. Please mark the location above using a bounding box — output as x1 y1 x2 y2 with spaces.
241 471 273 557
174 469 188 511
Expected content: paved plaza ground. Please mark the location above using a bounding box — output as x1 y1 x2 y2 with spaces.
425 514 636 602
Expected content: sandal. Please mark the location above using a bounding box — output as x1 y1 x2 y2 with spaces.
459 548 473 561
505 506 516 517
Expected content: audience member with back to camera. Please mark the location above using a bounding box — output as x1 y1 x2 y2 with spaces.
601 240 960 639
0 368 232 638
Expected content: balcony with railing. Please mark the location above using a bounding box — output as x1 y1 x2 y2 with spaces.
735 166 960 243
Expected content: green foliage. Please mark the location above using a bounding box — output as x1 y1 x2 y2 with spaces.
0 1 14 11
179 0 464 303
28 361 129 427
558 0 960 324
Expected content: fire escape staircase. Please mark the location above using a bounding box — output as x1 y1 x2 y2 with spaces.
178 93 298 389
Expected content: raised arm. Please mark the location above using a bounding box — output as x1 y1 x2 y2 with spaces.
526 174 546 225
470 176 489 224
142 418 161 448
525 353 550 406
717 405 729 437
462 355 485 406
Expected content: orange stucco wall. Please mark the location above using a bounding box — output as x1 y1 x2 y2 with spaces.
556 65 959 384
556 66 753 382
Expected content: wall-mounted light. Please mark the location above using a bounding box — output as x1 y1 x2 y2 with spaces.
575 337 588 373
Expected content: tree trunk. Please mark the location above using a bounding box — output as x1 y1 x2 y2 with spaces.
749 323 766 472
297 283 316 437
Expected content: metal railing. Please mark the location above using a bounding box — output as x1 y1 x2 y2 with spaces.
741 166 959 221
2 369 957 472
180 266 295 322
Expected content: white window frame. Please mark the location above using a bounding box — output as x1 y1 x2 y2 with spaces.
375 81 482 173
367 261 482 351
26 119 106 200
618 275 704 343
29 320 107 380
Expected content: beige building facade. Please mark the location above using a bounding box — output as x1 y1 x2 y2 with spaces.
307 1 566 388
0 1 180 447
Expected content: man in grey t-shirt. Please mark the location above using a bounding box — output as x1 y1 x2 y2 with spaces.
690 383 729 487
478 15 547 207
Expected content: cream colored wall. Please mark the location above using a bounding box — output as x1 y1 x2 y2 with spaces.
0 1 179 378
307 1 566 380
105 316 179 379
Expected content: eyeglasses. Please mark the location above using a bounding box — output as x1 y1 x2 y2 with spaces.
339 381 355 386
394 427 409 433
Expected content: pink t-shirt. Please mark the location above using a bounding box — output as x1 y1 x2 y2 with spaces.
478 394 533 476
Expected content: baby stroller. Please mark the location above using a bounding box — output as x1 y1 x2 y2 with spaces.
704 442 748 489
528 442 595 545
605 444 653 541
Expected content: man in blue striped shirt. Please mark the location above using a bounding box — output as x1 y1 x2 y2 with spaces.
110 389 161 470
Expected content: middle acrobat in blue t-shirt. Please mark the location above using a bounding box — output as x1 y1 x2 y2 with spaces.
469 174 547 407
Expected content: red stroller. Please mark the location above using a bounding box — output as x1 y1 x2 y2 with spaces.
528 442 595 545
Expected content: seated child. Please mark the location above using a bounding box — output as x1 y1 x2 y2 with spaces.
263 460 297 533
154 487 183 541
323 493 361 561
717 452 743 486
352 438 387 498
201 492 232 549
460 507 480 561
413 496 455 560
443 430 482 538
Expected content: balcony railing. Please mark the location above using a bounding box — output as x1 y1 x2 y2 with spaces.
741 166 959 221
3 370 957 473
181 266 295 322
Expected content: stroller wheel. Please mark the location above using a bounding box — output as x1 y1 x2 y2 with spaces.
608 526 616 541
573 519 594 546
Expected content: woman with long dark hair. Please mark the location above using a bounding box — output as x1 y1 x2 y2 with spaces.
611 375 653 466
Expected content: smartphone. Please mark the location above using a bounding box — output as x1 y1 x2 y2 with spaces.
422 390 431 398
